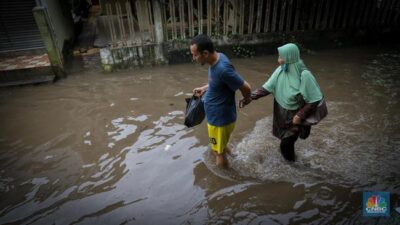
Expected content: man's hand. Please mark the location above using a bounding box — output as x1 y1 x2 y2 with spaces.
193 85 208 97
239 81 252 108
239 97 252 108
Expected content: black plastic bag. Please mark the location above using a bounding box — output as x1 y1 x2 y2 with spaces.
184 95 205 127
303 98 328 126
295 94 328 126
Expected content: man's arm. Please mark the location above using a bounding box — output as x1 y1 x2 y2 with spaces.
193 84 208 97
239 81 252 108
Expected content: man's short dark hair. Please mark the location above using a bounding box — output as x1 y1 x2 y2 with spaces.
190 34 215 53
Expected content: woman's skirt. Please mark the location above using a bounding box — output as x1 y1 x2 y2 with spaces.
272 99 311 140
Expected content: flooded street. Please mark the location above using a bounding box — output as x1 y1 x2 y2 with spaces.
1 45 400 224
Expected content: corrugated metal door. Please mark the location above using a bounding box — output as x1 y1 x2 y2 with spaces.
0 0 45 53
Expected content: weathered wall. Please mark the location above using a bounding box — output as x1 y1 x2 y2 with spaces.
98 0 400 71
39 0 74 59
33 6 67 78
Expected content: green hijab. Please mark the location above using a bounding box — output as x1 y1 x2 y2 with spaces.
263 43 323 110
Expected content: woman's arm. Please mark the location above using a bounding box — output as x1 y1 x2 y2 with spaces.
251 87 271 100
293 100 320 124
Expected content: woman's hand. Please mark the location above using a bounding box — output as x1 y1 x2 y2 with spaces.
292 115 302 125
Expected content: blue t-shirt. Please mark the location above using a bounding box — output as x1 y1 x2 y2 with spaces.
204 53 244 126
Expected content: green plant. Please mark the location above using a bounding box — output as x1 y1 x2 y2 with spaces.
210 27 222 39
232 44 255 58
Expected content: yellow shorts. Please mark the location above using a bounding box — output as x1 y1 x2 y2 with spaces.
207 122 235 155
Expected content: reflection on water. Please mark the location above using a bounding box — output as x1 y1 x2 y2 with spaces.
0 45 400 224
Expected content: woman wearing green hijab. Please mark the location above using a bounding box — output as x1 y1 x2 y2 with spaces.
250 43 323 161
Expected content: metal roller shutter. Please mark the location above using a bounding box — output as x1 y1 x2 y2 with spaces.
0 0 45 53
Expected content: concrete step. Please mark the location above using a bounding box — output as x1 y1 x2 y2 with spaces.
0 53 55 87
0 66 55 87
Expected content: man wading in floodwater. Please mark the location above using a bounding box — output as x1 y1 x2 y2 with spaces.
190 34 252 168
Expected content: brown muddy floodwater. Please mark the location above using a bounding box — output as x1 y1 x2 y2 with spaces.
1 45 400 225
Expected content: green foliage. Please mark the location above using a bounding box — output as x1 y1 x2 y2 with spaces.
210 32 222 39
210 27 222 39
232 44 255 58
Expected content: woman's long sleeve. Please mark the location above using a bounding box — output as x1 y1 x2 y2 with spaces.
296 100 320 119
251 87 270 100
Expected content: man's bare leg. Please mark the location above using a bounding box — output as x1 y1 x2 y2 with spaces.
215 146 231 168
225 145 235 156
215 153 227 168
